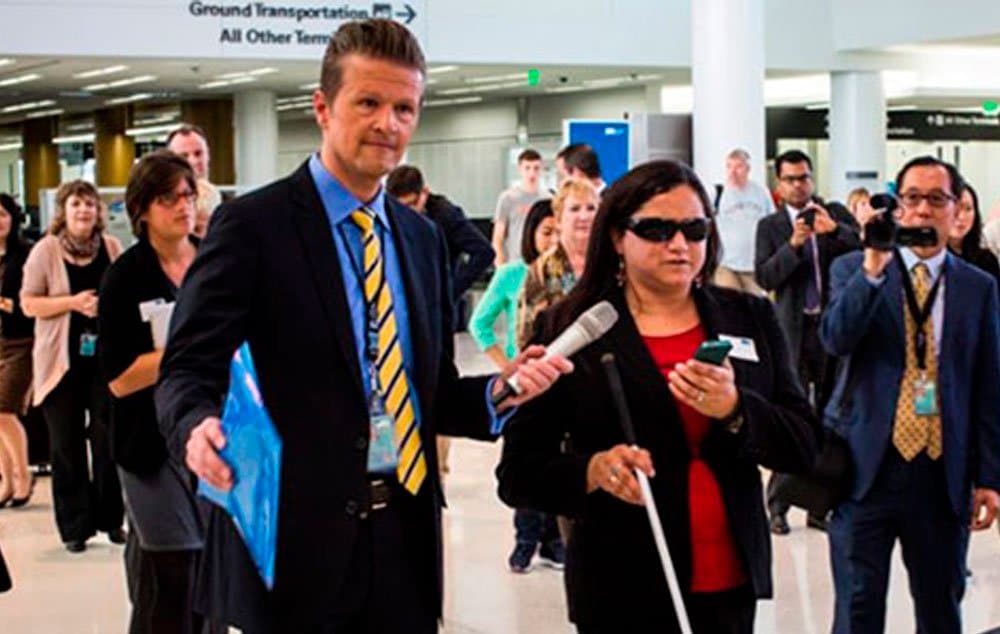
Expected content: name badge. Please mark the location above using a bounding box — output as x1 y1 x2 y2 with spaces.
79 333 98 357
366 395 398 473
718 334 760 363
914 377 939 416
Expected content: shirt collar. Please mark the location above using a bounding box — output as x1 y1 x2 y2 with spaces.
308 153 388 230
900 246 948 280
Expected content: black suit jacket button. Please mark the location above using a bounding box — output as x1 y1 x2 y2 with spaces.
345 500 358 516
355 436 368 450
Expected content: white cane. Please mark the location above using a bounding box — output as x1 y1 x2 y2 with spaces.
602 354 693 634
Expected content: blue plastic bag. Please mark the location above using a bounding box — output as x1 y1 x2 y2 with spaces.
198 343 282 589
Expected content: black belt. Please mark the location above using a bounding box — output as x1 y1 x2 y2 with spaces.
360 478 394 519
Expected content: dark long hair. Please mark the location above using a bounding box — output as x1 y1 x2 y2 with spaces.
520 199 554 264
958 183 985 256
0 192 29 256
551 160 720 332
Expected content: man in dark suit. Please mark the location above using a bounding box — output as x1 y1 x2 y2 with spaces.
155 20 570 633
821 156 1000 634
755 149 860 534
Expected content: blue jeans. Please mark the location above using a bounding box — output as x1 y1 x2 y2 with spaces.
514 508 561 548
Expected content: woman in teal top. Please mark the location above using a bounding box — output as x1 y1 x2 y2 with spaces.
471 200 557 369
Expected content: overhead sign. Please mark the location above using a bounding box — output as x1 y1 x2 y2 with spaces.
0 0 426 60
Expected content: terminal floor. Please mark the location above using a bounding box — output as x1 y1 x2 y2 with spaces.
1 334 999 633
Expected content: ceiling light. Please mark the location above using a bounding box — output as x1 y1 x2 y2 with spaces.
278 102 315 112
277 94 313 105
133 113 179 126
466 72 525 84
804 102 830 111
1 99 57 113
582 77 627 88
888 104 918 112
299 82 319 90
544 85 589 94
66 121 95 131
105 93 153 105
437 81 523 96
0 73 41 87
53 133 95 144
198 80 231 90
84 74 156 91
428 65 458 75
0 142 22 152
73 65 128 79
228 76 257 85
0 59 13 68
25 108 64 119
247 67 278 76
424 96 483 107
126 123 181 137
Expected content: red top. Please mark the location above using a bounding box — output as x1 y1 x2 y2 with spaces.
643 325 747 593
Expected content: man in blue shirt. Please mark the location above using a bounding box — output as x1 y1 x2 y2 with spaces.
156 19 571 633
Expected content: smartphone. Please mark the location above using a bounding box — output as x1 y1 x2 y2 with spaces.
694 340 733 365
797 208 816 229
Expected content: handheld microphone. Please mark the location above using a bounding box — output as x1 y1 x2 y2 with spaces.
491 300 619 406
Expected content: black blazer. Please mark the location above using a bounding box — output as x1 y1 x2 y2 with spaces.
496 286 818 630
754 202 860 364
156 161 497 631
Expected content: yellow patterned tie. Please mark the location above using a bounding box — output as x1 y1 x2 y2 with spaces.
892 262 943 461
351 207 426 494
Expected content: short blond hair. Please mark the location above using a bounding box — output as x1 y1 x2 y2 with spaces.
552 179 598 221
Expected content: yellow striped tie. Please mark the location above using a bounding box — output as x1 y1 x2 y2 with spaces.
351 207 426 494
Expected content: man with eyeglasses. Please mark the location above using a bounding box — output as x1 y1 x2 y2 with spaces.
755 149 861 535
820 155 1000 634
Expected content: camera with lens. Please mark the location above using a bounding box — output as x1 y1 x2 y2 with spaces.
862 193 938 251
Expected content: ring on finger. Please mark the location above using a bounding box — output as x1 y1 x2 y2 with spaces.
696 390 706 403
608 473 620 486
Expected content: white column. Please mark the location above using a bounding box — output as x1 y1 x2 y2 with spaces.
691 0 766 186
234 90 278 188
829 71 886 200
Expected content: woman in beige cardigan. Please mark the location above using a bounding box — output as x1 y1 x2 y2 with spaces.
21 180 125 553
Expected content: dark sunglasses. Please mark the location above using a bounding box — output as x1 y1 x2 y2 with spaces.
625 217 711 243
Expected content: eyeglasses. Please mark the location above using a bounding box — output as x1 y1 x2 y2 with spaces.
899 191 956 209
157 190 197 207
625 217 710 243
779 174 812 184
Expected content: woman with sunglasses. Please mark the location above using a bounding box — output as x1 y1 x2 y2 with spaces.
497 160 818 633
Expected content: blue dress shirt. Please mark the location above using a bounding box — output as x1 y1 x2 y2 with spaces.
308 154 510 440
308 154 423 418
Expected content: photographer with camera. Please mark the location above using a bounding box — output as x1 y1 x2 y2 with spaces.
754 150 861 535
821 156 1000 634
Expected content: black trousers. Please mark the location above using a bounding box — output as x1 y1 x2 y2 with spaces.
768 313 829 519
247 489 439 634
514 508 561 548
125 528 203 634
41 364 123 542
575 585 756 634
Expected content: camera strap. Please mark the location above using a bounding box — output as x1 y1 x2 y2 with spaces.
893 248 943 372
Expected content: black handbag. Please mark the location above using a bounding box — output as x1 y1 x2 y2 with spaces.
771 427 853 516
772 354 856 516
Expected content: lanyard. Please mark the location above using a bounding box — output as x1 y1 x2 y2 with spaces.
893 249 944 372
337 221 383 394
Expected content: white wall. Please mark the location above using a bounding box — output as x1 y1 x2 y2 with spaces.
0 151 20 198
832 0 1000 51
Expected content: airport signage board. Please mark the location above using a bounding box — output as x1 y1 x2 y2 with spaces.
0 0 427 60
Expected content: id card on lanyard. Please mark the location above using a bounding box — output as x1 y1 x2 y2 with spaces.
339 221 400 473
894 250 943 417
